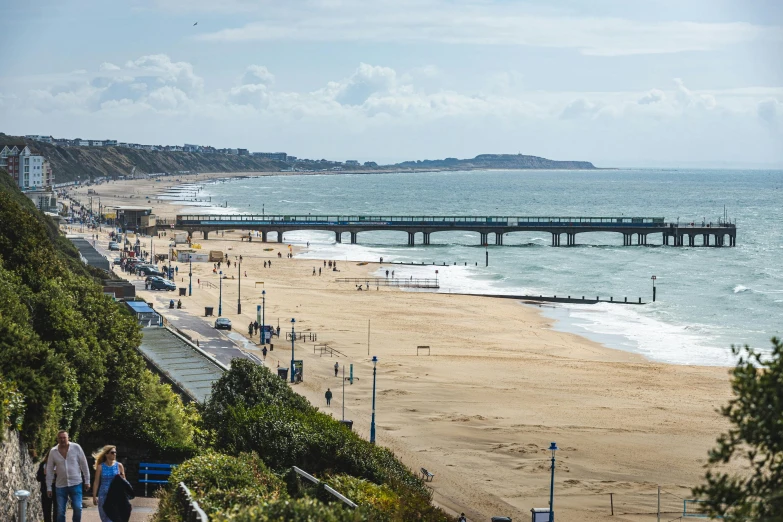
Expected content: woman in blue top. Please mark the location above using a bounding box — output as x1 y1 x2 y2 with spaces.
91 445 126 522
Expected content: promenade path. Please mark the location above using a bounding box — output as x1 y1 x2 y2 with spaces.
79 497 158 522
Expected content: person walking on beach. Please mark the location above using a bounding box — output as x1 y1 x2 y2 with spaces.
319 267 322 276
46 430 90 522
91 445 126 522
325 388 332 406
313 267 316 275
334 362 339 377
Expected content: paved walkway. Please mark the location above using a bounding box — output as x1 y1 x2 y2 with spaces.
78 497 158 522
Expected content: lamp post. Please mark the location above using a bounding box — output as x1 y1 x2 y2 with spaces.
218 270 223 317
261 290 266 345
370 355 378 444
651 275 657 302
188 254 192 296
342 363 345 421
290 318 296 383
237 260 242 314
548 442 558 522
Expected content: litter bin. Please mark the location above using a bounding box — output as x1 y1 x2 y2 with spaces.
339 420 353 431
277 368 288 380
205 306 214 317
491 518 513 522
179 288 186 296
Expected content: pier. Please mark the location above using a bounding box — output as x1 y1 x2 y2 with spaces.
173 215 737 247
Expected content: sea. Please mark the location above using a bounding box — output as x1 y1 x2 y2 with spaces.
165 168 783 367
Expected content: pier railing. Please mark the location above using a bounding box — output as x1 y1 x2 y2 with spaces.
178 214 668 227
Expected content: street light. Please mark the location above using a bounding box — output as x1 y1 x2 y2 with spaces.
237 260 242 314
188 254 193 296
342 363 346 421
370 355 378 444
548 442 558 522
218 270 223 317
261 290 266 345
290 318 296 383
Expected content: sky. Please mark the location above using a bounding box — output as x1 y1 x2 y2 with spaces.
0 0 782 167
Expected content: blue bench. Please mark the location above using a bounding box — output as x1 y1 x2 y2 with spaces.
139 462 177 496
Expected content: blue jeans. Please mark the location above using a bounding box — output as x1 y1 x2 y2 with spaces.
55 484 83 522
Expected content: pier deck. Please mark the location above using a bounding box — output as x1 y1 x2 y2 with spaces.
171 215 737 247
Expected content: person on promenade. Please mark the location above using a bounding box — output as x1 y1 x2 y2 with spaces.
248 322 254 336
46 430 90 522
37 451 57 522
262 346 267 360
458 513 467 522
325 388 333 406
92 445 126 522
334 362 339 377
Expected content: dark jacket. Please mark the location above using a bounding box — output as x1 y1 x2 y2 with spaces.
102 475 135 522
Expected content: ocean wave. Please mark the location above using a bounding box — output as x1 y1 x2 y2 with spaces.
733 285 750 293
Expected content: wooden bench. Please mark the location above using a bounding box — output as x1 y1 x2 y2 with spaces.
139 462 177 496
420 467 435 482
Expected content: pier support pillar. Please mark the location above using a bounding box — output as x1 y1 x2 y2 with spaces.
408 232 415 246
423 232 431 245
202 230 209 240
261 231 268 243
688 235 695 247
277 231 284 243
335 231 342 243
731 235 736 247
551 233 561 246
481 233 488 246
495 233 503 246
350 232 358 244
703 234 709 247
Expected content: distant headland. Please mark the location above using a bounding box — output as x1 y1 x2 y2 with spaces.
1 132 595 183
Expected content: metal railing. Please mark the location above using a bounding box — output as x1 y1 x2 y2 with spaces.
176 482 209 522
291 466 357 509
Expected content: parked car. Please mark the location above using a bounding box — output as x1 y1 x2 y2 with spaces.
112 257 122 265
214 318 232 331
108 241 120 251
137 266 163 277
149 278 176 291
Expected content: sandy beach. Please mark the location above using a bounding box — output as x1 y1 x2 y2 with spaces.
67 176 735 522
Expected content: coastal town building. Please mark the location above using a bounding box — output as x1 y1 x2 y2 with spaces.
253 152 287 161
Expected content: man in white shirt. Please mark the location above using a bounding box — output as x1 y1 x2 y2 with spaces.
46 430 91 522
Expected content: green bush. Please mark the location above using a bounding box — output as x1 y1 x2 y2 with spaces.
0 377 25 440
216 498 369 522
203 361 426 495
166 452 287 517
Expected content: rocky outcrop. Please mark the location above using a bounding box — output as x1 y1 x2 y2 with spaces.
1 429 42 522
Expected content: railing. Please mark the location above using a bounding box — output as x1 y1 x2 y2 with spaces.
291 466 357 509
176 482 209 522
336 277 440 289
177 214 668 227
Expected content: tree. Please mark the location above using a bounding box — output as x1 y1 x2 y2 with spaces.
693 338 783 521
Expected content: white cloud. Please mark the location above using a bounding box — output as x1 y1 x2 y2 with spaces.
241 65 275 86
333 63 397 106
194 1 781 56
100 62 121 71
757 99 781 124
560 98 601 119
674 78 717 110
638 89 665 105
124 54 203 93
